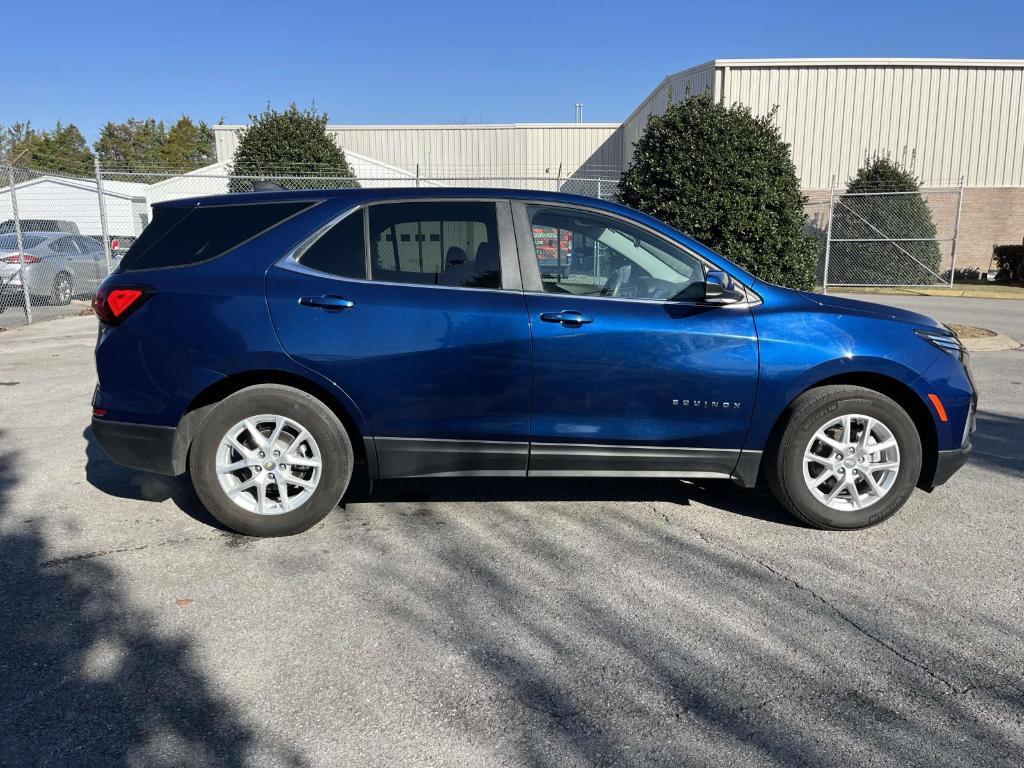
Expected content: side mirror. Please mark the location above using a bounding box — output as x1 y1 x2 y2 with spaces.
703 270 743 304
704 270 731 299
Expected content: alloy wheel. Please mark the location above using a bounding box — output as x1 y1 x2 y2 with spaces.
216 414 323 515
802 413 901 512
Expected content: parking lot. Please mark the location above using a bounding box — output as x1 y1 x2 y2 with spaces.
2 298 1022 767
0 298 93 327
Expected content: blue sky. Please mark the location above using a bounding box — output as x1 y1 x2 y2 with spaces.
4 0 1023 140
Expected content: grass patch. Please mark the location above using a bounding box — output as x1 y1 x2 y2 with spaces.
947 323 996 339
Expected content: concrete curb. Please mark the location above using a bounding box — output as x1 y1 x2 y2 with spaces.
836 288 1024 301
962 332 1021 352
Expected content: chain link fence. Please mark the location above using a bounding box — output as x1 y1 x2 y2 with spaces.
0 163 122 326
0 158 969 329
821 181 964 291
0 162 618 330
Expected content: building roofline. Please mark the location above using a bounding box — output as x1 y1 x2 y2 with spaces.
621 57 1024 129
706 57 1024 70
3 174 147 201
620 61 717 128
213 123 621 131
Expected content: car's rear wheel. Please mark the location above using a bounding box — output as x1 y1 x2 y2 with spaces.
189 384 353 536
766 385 922 530
51 273 73 306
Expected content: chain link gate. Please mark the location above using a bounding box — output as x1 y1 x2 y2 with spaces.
821 177 964 292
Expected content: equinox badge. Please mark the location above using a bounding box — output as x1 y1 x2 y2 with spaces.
673 399 743 409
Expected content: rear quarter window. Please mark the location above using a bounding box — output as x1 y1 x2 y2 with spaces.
0 234 46 249
118 201 313 272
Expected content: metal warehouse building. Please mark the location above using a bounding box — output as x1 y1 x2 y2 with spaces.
213 57 1024 271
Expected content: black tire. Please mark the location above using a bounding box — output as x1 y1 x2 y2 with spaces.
189 384 354 536
51 272 73 306
766 385 922 530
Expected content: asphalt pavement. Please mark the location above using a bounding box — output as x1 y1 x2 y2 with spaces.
0 298 91 328
1 303 1022 767
834 292 1024 340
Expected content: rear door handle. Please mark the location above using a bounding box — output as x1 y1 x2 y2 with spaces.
539 310 592 327
299 295 355 311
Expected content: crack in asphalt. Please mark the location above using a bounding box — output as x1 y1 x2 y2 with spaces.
687 526 963 693
39 534 223 569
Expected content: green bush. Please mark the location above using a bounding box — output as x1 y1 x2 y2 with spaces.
944 267 981 283
616 94 818 291
830 156 941 285
230 104 358 192
993 244 1024 281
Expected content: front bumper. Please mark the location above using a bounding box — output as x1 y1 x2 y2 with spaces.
91 416 179 476
931 443 972 487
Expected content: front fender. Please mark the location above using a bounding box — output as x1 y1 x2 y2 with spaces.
745 295 943 451
743 354 933 450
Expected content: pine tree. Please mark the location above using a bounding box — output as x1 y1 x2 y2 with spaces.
162 117 216 171
94 118 167 171
2 121 94 175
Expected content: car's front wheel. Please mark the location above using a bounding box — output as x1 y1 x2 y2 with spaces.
766 385 922 530
189 384 353 536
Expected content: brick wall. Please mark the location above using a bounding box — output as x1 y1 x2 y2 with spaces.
955 188 1024 272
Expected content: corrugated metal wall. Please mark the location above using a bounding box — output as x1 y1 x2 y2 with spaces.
621 60 1024 189
619 62 717 167
213 60 1024 191
214 124 622 180
724 61 1024 188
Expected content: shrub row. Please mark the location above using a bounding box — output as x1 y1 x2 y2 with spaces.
993 244 1024 282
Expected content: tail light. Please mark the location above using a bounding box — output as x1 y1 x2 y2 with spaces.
3 253 41 264
92 285 151 325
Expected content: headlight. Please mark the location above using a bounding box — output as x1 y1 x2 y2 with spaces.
915 327 965 361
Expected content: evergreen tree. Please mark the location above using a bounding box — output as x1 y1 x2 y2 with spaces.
162 116 216 171
230 103 357 192
0 123 33 164
94 118 167 171
2 121 94 175
617 94 818 291
830 155 941 284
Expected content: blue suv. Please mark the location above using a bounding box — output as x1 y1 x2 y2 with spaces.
91 189 975 536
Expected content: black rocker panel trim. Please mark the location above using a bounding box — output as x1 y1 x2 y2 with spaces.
528 442 740 477
374 437 529 478
371 437 745 480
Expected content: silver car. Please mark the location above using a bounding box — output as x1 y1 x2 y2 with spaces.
0 232 112 310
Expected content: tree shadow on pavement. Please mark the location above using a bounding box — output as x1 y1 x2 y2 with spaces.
83 420 803 530
0 431 307 767
364 476 802 527
333 495 1024 766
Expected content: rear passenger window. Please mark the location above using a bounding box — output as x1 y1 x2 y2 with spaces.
297 209 366 279
118 201 313 272
368 202 500 289
49 236 80 255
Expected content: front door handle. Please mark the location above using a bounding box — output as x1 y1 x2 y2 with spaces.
299 295 355 311
539 310 592 327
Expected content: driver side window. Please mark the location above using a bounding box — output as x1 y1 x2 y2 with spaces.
526 205 705 301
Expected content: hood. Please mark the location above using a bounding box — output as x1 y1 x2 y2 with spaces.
799 292 944 329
